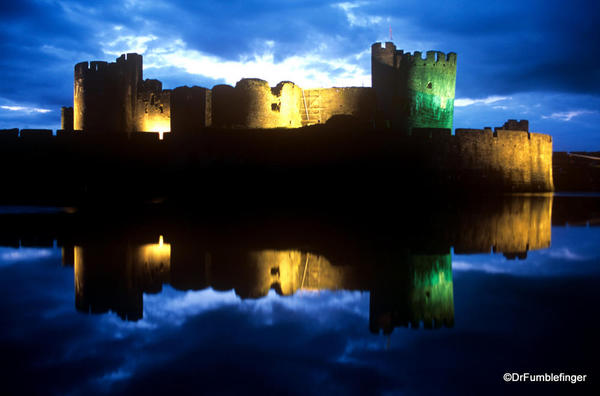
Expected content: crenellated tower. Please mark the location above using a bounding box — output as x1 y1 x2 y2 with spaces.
74 53 142 133
372 42 457 132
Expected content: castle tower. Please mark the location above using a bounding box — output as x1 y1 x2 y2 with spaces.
371 42 457 132
74 53 142 133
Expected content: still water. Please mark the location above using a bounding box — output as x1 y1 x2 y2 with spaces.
1 195 598 395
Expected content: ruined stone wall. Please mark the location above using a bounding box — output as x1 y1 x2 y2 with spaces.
371 42 457 131
230 79 303 129
135 79 171 133
301 87 376 125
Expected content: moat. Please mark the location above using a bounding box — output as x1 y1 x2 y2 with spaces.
1 194 598 395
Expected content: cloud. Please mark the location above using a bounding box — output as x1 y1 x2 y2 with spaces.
1 105 51 114
454 96 511 107
539 247 586 261
0 248 58 265
541 110 596 121
335 1 383 27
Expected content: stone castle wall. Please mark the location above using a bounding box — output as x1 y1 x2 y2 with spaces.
212 79 303 129
407 126 553 192
452 129 554 192
209 80 376 128
301 87 376 125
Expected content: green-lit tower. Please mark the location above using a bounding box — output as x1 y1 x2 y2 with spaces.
371 42 457 132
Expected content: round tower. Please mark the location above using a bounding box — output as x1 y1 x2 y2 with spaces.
401 50 457 131
371 42 457 132
235 78 302 129
73 53 142 133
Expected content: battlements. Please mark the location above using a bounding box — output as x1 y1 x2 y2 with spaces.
496 119 529 132
371 42 457 68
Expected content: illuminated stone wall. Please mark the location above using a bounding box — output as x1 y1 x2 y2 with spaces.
211 81 375 128
453 128 554 192
371 42 457 131
301 87 376 125
226 79 303 129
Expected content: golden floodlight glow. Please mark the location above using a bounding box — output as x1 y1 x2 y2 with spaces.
137 235 171 268
144 118 171 140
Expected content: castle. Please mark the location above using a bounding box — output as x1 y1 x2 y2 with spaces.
63 42 459 134
55 42 553 192
0 42 553 199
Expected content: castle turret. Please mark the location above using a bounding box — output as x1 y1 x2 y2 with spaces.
372 42 457 132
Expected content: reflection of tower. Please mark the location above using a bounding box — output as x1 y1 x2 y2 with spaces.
371 42 457 131
73 236 170 321
370 250 454 334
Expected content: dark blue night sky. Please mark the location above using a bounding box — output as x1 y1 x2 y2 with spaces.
0 0 599 150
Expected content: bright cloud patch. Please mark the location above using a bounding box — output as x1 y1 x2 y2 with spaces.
454 96 511 107
539 247 586 261
99 32 371 88
335 1 383 27
541 110 596 121
1 105 51 114
0 248 57 265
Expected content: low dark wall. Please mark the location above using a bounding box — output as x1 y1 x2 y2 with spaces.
553 152 600 191
0 124 554 205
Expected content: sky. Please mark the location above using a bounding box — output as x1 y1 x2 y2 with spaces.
0 0 599 150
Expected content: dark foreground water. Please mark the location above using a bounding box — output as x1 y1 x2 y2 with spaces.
1 195 598 395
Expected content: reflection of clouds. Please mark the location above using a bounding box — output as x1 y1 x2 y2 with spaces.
109 287 369 331
0 248 59 265
539 247 586 261
453 251 599 277
143 288 240 327
452 260 510 274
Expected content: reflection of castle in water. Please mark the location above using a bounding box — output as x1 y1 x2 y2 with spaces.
68 195 552 333
73 239 454 333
